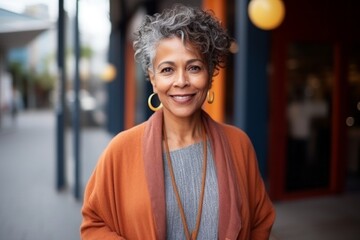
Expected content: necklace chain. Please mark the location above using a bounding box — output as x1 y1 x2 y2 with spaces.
163 125 207 240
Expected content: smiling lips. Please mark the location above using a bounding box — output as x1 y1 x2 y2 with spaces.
170 94 196 103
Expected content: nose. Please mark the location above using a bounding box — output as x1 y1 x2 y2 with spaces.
174 70 189 88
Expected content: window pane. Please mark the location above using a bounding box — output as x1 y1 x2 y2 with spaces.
285 43 333 192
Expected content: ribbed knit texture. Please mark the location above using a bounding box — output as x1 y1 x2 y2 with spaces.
164 140 219 239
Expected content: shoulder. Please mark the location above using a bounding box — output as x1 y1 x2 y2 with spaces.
98 122 147 165
108 122 146 148
216 122 253 148
214 122 257 170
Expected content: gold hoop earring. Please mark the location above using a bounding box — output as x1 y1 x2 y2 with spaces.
207 90 215 104
148 93 163 111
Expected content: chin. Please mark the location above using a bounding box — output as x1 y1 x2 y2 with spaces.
165 107 202 119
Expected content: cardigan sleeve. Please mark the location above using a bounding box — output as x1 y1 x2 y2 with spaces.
245 135 276 240
81 123 154 240
80 148 125 240
224 124 275 240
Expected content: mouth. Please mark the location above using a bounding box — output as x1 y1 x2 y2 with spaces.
170 93 196 103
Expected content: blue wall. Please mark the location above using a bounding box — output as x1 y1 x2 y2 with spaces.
234 0 270 178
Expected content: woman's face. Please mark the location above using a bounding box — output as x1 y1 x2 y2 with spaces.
148 37 210 120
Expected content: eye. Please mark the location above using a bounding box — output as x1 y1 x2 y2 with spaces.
188 65 202 72
160 67 173 74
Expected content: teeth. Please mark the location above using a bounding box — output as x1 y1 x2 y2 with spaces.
172 95 192 102
173 95 190 99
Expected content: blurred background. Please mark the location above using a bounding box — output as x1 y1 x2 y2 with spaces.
0 0 359 239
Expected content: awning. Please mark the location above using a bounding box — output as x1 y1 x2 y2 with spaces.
0 8 54 49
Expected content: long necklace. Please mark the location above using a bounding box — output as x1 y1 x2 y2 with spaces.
163 125 207 240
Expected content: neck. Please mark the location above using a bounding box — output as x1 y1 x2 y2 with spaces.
163 112 203 150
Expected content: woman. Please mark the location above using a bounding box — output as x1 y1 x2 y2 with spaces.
81 4 275 240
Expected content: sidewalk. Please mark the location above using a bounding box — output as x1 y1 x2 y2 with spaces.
0 110 359 240
271 192 360 240
0 110 112 240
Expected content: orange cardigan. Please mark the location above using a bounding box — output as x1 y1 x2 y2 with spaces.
81 110 275 239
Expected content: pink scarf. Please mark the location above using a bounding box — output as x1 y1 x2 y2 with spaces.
142 109 242 239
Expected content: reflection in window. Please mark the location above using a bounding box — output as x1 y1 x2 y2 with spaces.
285 43 332 192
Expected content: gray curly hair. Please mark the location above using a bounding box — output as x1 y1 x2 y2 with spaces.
133 4 232 80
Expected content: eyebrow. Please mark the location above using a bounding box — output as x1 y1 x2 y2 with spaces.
156 59 204 69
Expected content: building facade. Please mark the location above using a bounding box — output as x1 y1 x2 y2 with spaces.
104 0 360 201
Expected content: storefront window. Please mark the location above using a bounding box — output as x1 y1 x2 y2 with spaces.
285 43 333 191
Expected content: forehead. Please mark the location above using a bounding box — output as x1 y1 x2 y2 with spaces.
153 37 203 63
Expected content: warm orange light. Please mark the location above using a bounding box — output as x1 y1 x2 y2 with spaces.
101 64 117 82
248 0 285 30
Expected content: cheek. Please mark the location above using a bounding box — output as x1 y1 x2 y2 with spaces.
199 77 211 90
151 80 169 95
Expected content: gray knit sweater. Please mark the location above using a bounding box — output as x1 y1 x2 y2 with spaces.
163 140 219 239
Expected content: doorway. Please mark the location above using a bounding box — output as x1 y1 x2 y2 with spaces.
285 42 333 192
268 0 360 200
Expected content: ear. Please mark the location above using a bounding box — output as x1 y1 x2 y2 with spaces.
208 78 213 89
148 70 157 93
